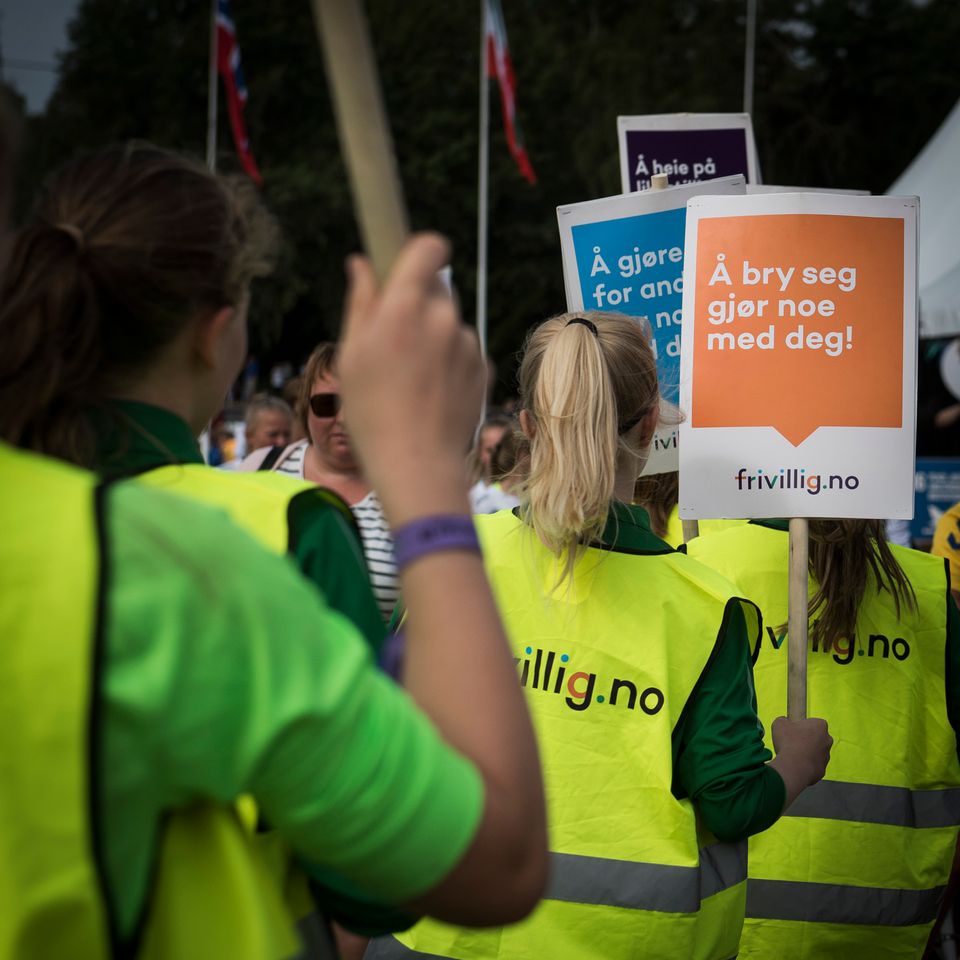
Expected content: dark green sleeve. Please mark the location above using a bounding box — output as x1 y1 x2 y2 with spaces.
305 871 418 937
944 581 960 766
287 490 405 931
287 489 386 657
672 601 785 842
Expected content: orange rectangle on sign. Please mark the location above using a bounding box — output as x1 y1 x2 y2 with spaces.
691 214 904 446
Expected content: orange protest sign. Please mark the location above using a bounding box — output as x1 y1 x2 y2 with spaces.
691 214 904 446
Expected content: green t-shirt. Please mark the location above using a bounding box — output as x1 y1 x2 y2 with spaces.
93 400 385 657
100 479 482 941
598 503 785 841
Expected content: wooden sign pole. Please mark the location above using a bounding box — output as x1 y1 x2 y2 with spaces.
787 517 809 718
681 518 700 545
310 0 409 281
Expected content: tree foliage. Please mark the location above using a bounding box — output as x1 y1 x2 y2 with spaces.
12 0 960 397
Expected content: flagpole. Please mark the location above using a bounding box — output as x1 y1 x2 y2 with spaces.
743 0 757 117
206 0 218 172
476 0 490 359
201 0 218 465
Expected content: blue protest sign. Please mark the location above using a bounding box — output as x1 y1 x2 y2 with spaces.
913 458 960 542
571 207 686 402
557 176 746 474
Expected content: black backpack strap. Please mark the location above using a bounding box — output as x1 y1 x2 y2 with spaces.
258 445 285 471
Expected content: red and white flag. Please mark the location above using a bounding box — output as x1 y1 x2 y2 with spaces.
485 0 536 185
217 0 262 185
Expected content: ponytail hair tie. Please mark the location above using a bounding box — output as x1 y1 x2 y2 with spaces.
566 316 598 337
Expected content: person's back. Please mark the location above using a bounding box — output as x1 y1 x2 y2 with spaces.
412 506 766 958
0 442 315 957
0 167 552 954
689 520 960 958
0 143 387 663
374 312 832 960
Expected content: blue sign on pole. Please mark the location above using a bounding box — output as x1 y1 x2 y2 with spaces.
570 208 685 405
557 177 746 473
913 458 960 543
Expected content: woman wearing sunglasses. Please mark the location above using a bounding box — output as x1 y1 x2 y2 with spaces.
242 342 400 622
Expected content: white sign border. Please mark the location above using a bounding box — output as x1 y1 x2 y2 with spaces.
678 191 919 520
617 113 760 193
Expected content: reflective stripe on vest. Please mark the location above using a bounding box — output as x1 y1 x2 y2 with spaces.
398 510 760 960
548 842 746 913
689 523 960 957
786 778 960 829
746 877 944 927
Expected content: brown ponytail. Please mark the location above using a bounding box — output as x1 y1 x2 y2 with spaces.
808 519 916 646
633 471 679 540
0 142 277 466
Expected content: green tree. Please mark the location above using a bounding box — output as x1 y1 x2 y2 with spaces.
14 0 960 398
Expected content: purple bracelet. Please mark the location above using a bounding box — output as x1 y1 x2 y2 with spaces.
393 514 480 572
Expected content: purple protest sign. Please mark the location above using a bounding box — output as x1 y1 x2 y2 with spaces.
618 113 759 192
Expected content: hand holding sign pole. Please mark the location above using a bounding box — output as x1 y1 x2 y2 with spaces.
311 0 408 280
679 193 919 718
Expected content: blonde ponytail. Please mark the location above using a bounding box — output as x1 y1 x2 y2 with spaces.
519 312 658 583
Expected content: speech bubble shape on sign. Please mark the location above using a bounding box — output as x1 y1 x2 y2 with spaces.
690 213 904 446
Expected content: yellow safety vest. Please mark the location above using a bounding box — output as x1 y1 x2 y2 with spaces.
137 462 359 923
0 443 298 959
139 463 356 557
664 506 745 549
689 522 960 959
383 510 761 960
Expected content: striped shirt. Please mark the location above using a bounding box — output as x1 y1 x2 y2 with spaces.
277 441 399 622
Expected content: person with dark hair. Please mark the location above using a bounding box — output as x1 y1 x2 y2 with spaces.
374 311 832 960
687 518 960 958
469 414 521 515
240 341 400 621
0 144 549 953
488 427 527 497
0 141 386 658
469 416 522 515
633 471 744 547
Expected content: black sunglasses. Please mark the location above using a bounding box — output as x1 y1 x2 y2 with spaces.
309 393 342 418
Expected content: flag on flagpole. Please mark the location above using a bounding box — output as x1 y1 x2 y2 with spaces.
216 0 262 185
484 0 536 185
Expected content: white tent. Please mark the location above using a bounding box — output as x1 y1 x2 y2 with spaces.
888 98 960 337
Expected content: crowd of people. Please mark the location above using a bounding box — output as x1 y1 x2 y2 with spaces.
1 139 960 960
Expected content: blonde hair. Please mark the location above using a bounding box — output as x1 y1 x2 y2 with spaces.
519 311 659 581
